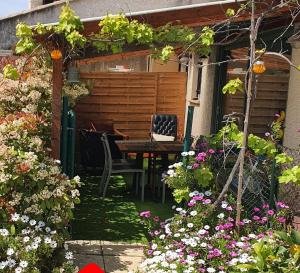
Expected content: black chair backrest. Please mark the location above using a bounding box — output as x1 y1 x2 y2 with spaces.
151 114 177 139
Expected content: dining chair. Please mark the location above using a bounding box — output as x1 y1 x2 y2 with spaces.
99 133 145 201
150 114 178 141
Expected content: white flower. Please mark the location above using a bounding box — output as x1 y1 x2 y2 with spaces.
19 261 28 268
181 152 188 157
0 261 8 269
34 236 42 243
174 233 181 237
190 211 197 216
204 225 210 230
176 208 183 212
187 223 194 228
7 248 14 256
236 242 244 248
200 242 207 248
217 213 225 219
168 164 174 169
207 267 216 273
15 267 23 273
221 202 228 208
0 228 9 236
159 234 166 239
198 229 206 235
198 259 205 264
65 251 74 260
204 190 212 196
167 169 175 175
31 242 39 249
44 237 52 244
23 236 30 243
248 233 256 239
45 227 51 233
11 213 20 222
179 228 186 232
188 151 195 156
21 215 29 223
29 219 36 226
152 243 158 250
50 241 57 248
7 258 16 268
38 221 45 227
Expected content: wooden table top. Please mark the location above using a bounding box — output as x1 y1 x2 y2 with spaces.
115 139 183 153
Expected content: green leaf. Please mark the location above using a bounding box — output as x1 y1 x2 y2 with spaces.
222 78 243 94
291 230 300 244
3 64 19 80
226 8 235 17
10 225 15 235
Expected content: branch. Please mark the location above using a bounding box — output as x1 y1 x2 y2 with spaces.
213 151 242 207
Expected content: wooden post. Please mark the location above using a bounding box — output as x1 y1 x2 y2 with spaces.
51 58 63 159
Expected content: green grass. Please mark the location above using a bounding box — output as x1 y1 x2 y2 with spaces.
71 175 174 243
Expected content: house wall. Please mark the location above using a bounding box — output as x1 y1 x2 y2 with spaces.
283 40 300 148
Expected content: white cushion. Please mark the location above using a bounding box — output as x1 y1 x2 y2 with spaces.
152 133 175 141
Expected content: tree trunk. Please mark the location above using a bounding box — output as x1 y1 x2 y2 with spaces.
235 0 256 229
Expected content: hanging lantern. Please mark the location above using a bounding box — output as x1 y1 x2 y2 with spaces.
67 65 80 83
50 49 62 60
252 60 266 74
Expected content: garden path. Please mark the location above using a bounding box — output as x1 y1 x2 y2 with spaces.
65 240 144 273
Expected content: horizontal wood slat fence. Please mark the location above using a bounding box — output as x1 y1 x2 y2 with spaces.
224 73 289 136
75 72 187 139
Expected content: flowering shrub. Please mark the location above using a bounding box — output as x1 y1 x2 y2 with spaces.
139 191 294 273
0 54 81 272
164 150 223 203
0 214 77 273
62 82 89 107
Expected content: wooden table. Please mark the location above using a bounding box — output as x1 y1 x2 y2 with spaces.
115 139 183 154
115 140 183 191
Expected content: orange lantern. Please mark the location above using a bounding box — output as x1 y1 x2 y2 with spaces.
252 60 266 74
50 49 62 60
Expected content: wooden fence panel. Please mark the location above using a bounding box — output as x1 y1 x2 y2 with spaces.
76 72 187 139
224 73 289 136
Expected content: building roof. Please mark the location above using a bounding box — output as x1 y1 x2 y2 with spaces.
0 0 241 50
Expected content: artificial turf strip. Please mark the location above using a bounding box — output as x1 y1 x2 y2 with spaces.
71 175 174 243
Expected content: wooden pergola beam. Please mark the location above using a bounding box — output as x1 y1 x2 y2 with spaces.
51 58 63 160
75 49 152 66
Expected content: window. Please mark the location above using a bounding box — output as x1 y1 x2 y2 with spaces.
43 0 58 4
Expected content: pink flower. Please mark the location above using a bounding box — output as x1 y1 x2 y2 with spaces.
188 200 196 207
263 203 269 209
265 132 271 137
140 211 151 218
267 210 275 216
253 207 260 212
193 195 203 201
193 163 200 169
208 149 215 154
253 215 260 221
153 216 160 222
203 199 211 204
277 217 286 223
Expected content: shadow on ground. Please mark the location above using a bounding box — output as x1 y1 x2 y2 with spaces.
71 175 174 243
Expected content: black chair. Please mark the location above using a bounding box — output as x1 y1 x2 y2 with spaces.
151 114 178 140
99 133 145 201
78 130 125 175
149 114 178 202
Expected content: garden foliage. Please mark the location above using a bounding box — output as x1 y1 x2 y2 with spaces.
140 192 299 273
0 55 80 272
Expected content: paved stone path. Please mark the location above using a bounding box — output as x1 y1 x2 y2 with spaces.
65 240 145 273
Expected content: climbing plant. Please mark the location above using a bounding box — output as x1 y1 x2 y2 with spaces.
14 5 215 63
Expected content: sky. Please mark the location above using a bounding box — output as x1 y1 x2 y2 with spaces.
0 0 28 17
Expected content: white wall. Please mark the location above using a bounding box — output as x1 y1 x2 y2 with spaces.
283 40 300 148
